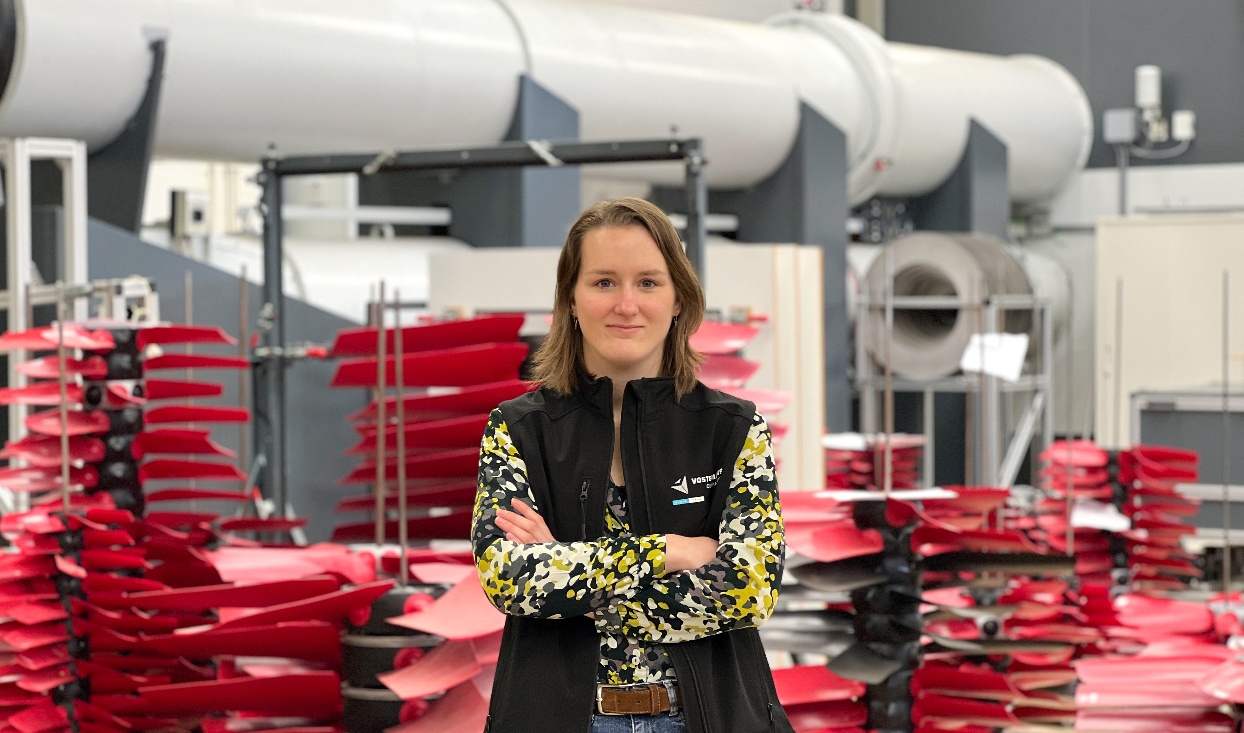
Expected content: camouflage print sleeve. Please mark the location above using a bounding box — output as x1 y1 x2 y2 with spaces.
472 409 667 619
592 412 784 643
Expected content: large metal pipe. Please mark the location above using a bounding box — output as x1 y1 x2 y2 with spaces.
0 0 1092 205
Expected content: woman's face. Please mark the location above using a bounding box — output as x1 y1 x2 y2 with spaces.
572 225 679 382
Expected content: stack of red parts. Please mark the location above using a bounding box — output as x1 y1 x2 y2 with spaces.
822 433 925 490
0 319 394 732
774 485 1079 732
328 315 530 543
692 320 790 444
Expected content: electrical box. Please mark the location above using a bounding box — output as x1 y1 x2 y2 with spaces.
169 189 210 238
1102 108 1139 145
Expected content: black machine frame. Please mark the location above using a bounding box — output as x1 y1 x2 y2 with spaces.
254 137 709 514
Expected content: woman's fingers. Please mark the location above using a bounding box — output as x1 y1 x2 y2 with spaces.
507 499 554 542
495 507 548 544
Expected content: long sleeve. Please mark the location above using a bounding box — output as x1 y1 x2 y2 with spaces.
592 412 784 643
472 409 667 619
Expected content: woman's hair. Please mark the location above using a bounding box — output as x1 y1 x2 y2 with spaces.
531 197 705 399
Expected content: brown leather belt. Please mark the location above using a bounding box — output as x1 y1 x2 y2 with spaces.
595 683 680 716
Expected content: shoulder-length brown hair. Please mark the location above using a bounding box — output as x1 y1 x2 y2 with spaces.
531 197 705 399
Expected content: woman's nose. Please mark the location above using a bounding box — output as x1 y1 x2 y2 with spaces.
615 288 639 314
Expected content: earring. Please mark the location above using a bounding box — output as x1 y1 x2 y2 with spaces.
672 315 678 327
572 316 579 330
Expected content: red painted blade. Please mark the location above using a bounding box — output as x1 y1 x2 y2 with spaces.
145 488 249 503
771 665 865 705
24 410 110 437
0 324 114 352
7 601 68 625
218 517 308 533
211 579 394 630
1075 710 1235 733
139 621 341 664
1077 680 1220 708
0 382 85 406
331 509 473 542
378 637 482 699
689 321 759 355
349 414 489 455
331 343 528 388
385 675 490 733
0 435 105 466
334 481 477 512
1039 439 1108 468
204 545 377 585
145 511 217 528
331 314 524 356
120 577 339 612
143 379 225 400
0 464 98 492
921 487 1010 515
144 353 251 371
138 459 246 482
697 354 761 389
132 428 237 459
711 387 790 414
7 701 71 733
349 379 533 422
144 405 250 424
388 577 505 641
94 672 342 718
136 325 237 349
783 699 869 730
338 448 479 484
786 522 884 563
16 355 108 380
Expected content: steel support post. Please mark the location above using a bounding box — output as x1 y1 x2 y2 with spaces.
258 157 288 512
683 140 708 285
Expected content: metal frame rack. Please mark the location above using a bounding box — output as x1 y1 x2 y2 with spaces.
255 136 709 514
855 288 1053 489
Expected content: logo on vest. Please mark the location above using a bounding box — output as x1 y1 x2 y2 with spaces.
670 469 721 505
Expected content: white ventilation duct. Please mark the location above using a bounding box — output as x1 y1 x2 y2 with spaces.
861 233 1070 380
0 0 1091 205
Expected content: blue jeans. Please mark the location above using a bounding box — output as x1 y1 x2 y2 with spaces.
590 711 687 733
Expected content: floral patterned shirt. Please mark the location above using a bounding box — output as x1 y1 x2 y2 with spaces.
472 407 784 684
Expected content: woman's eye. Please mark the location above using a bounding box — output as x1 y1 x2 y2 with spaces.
640 279 658 288
595 279 613 288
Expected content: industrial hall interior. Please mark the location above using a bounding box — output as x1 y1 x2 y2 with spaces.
0 0 1240 731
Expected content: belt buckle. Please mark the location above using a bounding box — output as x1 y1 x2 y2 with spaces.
596 683 648 716
596 685 621 716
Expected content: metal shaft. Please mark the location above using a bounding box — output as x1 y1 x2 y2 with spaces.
374 281 388 547
259 157 288 514
393 291 408 588
883 247 894 494
55 281 71 512
1113 279 1124 448
1223 269 1232 594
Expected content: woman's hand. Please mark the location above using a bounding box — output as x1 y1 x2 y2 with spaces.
664 534 719 573
495 498 555 544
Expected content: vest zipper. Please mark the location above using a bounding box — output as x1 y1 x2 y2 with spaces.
672 645 711 732
630 389 655 534
579 479 591 541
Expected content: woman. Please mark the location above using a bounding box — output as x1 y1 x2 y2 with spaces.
472 197 792 733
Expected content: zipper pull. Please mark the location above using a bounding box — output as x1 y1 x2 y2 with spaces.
579 479 591 540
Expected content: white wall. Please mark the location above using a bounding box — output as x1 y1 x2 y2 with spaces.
143 158 260 235
1034 162 1244 439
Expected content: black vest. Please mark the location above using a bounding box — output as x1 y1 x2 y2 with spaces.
483 376 794 733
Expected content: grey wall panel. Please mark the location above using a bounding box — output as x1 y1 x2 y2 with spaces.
886 0 1244 168
88 219 365 543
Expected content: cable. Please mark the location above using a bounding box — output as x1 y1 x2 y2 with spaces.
1129 139 1191 160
